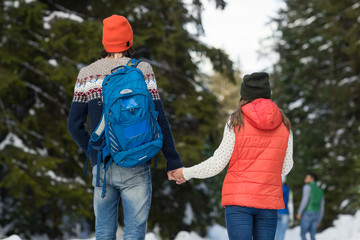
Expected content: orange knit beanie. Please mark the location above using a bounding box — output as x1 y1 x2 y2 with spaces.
102 15 133 53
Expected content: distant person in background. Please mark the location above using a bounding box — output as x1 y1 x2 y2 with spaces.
297 172 325 240
275 176 294 240
172 72 294 240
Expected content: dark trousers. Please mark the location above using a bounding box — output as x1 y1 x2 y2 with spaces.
225 205 278 240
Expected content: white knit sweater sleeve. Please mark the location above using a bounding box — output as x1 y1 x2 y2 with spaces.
182 123 235 181
282 131 294 176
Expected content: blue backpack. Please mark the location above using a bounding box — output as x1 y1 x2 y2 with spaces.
88 59 163 197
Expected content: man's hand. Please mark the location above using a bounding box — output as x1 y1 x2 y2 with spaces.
167 167 186 184
167 170 177 181
296 213 301 221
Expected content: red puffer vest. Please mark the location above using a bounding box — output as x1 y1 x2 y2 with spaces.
221 98 290 209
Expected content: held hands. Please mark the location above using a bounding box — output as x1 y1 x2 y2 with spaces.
173 168 186 184
167 167 186 185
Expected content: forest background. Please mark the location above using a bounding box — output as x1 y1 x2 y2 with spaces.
0 0 359 239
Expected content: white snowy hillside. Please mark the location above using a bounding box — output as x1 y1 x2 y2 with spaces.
1 210 360 240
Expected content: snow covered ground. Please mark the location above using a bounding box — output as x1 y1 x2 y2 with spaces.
2 210 360 240
285 210 360 240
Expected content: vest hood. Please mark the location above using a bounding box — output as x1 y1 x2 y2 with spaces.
241 98 283 130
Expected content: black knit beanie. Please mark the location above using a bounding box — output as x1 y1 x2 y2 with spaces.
240 72 271 101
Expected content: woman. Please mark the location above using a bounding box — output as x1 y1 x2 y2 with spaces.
173 72 293 240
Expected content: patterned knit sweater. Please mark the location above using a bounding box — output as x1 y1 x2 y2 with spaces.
67 57 184 171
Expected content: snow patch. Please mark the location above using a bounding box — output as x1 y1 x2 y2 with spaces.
48 59 58 67
285 211 360 240
352 2 360 9
133 6 149 18
3 211 360 240
300 56 314 65
161 185 172 195
45 170 69 184
74 177 86 186
4 1 19 9
309 36 323 43
145 232 158 240
318 41 332 51
207 224 229 240
29 109 35 115
0 133 36 154
174 231 208 240
37 148 48 156
183 203 194 225
43 11 84 29
196 182 210 194
288 16 317 28
307 112 317 121
334 128 345 145
339 199 350 210
338 76 359 86
192 81 205 92
288 98 304 110
315 211 360 240
1 235 22 240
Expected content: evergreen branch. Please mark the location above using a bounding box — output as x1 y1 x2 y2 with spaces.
24 81 67 111
41 0 97 21
0 98 17 133
21 62 45 77
140 57 209 93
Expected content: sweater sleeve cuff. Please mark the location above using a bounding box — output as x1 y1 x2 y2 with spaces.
182 168 192 181
166 157 184 172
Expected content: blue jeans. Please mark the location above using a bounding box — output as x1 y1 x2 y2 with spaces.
300 211 320 240
275 213 289 240
225 206 278 240
92 162 152 240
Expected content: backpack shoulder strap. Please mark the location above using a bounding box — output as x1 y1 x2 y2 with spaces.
110 58 141 73
90 113 105 143
126 58 142 68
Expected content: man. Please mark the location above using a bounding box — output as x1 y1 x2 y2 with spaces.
67 15 184 240
297 172 325 240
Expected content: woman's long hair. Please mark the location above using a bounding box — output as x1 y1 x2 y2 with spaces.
98 46 136 59
228 98 291 132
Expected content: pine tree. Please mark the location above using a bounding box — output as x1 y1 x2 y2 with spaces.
0 0 233 238
271 0 360 228
0 1 95 238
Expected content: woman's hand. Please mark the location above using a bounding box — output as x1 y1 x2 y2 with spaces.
173 168 186 184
